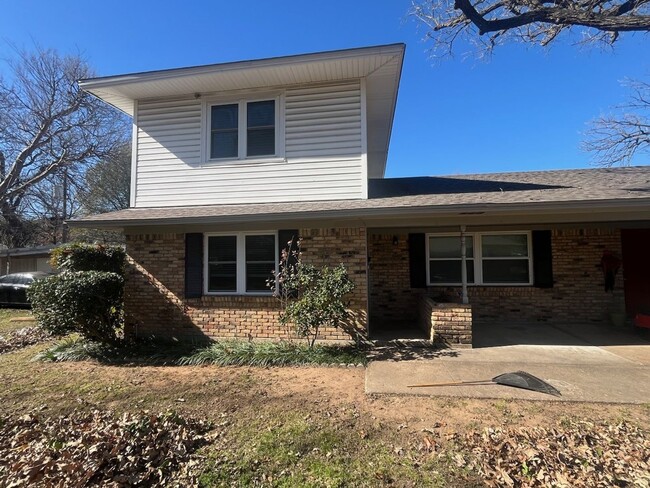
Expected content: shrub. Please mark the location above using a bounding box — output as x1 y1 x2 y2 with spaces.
269 238 356 348
50 242 125 274
29 271 123 343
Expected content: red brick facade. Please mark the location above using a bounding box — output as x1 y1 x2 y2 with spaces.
369 228 626 328
125 225 626 343
124 227 368 342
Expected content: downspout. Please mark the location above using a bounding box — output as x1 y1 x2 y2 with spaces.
460 225 468 305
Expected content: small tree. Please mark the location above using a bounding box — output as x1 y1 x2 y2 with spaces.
269 237 355 348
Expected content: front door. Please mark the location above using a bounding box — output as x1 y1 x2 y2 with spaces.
621 229 650 316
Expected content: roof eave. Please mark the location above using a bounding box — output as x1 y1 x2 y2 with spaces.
67 197 650 230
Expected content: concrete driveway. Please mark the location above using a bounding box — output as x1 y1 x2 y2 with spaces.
366 322 650 403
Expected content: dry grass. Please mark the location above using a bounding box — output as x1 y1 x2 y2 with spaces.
0 308 35 334
1 340 649 486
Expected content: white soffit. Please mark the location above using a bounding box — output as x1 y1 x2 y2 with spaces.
79 44 405 178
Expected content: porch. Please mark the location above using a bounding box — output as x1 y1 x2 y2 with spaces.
367 226 650 347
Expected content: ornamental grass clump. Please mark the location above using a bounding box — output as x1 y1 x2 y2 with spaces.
179 340 367 367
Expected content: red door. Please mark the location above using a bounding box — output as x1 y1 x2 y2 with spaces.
621 229 650 316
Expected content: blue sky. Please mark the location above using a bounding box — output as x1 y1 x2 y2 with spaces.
1 0 648 177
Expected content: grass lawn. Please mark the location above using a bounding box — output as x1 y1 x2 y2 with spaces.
1 339 649 486
0 308 35 334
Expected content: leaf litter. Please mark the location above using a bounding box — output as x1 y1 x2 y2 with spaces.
0 327 51 355
431 419 650 487
0 409 214 487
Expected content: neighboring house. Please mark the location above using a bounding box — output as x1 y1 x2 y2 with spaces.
0 246 55 275
72 44 650 345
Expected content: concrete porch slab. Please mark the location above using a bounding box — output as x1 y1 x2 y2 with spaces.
366 360 650 403
366 341 650 404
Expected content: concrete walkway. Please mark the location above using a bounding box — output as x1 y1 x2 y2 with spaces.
366 324 650 404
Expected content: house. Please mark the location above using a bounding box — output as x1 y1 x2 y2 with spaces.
0 245 56 275
72 44 650 345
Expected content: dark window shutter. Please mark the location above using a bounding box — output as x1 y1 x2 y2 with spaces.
532 230 553 288
408 233 427 288
278 229 299 267
185 233 203 298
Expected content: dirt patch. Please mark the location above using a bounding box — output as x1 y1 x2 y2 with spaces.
2 343 649 486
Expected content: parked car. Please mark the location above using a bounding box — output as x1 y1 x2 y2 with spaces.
0 272 52 307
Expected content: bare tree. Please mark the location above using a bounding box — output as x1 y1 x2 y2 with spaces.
0 47 129 248
78 143 131 214
411 0 650 57
583 78 650 166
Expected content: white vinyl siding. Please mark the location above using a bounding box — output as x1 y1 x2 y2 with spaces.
133 81 365 207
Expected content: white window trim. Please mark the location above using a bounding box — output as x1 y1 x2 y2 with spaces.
426 231 533 286
204 231 278 296
201 92 285 166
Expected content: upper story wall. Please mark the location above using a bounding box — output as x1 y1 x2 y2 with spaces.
133 80 366 208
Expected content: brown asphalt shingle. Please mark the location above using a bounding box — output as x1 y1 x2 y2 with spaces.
72 166 650 226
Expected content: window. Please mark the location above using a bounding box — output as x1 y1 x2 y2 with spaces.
206 97 280 162
480 234 530 284
428 235 475 284
205 232 277 294
427 232 532 286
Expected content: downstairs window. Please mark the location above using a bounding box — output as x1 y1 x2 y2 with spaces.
427 232 532 286
205 232 277 294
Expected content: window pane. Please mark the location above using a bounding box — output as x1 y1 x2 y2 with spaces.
246 234 275 292
210 104 239 159
245 235 275 261
246 262 275 292
482 259 530 283
429 236 473 259
209 263 237 292
482 234 528 258
211 130 238 159
211 104 238 129
209 236 237 261
247 128 275 156
429 259 475 284
247 100 275 157
208 236 237 292
247 100 275 127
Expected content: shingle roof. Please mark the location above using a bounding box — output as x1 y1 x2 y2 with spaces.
71 166 650 227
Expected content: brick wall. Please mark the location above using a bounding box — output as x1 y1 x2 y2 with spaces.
419 296 473 344
369 228 625 328
368 233 415 325
124 227 367 342
467 228 624 325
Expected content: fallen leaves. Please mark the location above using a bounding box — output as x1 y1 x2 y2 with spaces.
0 327 50 355
446 420 650 487
0 409 213 487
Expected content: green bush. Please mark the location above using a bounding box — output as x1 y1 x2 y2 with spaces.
29 271 124 343
280 263 355 348
50 243 125 274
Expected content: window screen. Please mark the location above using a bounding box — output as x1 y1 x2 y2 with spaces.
207 236 237 292
247 100 275 157
245 234 275 292
210 104 238 159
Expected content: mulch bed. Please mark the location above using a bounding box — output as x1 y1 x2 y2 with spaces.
0 410 214 487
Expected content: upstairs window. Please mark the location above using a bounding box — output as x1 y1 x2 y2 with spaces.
206 97 280 162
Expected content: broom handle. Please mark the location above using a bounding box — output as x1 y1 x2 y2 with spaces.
407 379 493 388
